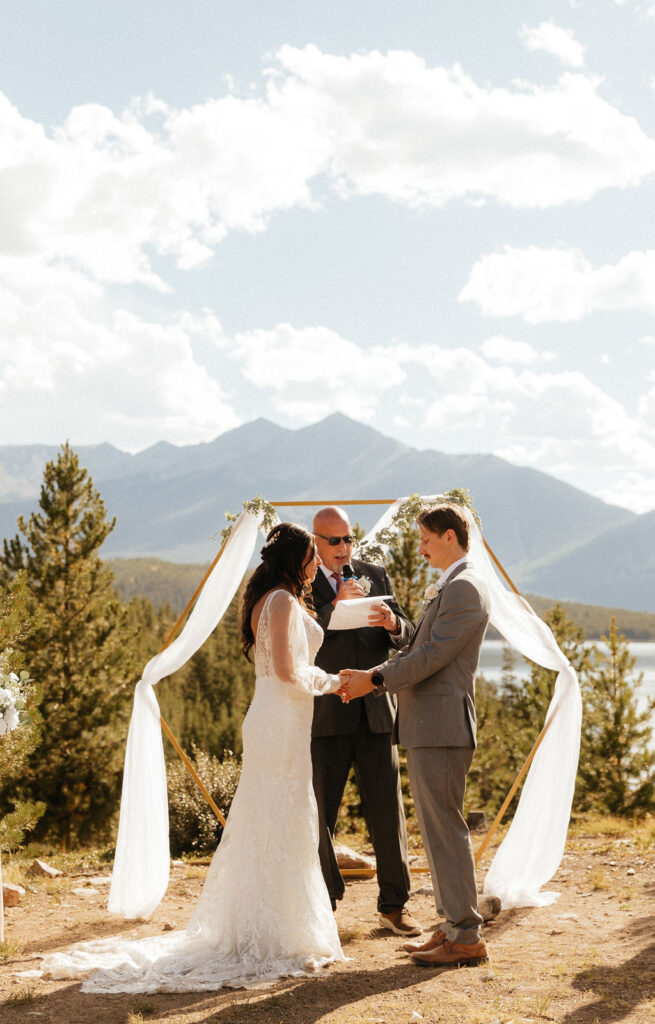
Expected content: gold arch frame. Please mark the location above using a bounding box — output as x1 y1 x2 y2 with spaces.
157 498 556 869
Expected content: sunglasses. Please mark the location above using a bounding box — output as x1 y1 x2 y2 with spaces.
316 533 354 546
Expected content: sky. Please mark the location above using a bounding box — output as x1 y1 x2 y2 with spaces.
1 1 654 513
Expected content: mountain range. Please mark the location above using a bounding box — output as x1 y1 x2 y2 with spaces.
0 414 652 611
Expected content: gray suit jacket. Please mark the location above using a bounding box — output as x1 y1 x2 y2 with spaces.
311 559 414 737
378 562 490 750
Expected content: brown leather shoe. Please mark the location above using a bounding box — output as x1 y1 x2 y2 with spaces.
403 928 447 953
410 938 488 967
378 908 422 936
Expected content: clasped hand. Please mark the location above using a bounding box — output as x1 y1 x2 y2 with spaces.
336 668 375 703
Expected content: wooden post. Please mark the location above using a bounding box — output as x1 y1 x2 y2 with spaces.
160 717 226 827
474 713 557 866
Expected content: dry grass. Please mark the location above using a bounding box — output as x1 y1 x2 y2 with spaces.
0 937 24 959
1 814 654 1024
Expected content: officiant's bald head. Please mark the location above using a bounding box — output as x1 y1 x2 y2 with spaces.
313 506 353 573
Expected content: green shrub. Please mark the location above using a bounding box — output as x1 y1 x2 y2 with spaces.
167 747 241 856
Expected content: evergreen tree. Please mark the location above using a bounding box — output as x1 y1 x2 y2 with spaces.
577 617 655 813
0 444 140 845
382 520 436 621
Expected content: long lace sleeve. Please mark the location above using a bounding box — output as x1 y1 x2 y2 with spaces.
266 591 340 695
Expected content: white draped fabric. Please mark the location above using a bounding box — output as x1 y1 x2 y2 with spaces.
109 509 265 920
110 493 581 921
362 498 582 909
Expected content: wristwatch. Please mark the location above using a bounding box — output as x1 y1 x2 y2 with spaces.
370 670 385 689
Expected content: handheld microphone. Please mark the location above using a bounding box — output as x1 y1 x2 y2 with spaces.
342 564 356 581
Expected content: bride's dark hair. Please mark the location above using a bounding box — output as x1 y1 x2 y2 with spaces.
240 522 316 662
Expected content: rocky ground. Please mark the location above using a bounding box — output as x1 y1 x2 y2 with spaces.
1 816 654 1024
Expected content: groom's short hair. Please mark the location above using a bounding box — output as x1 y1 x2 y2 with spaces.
417 504 470 551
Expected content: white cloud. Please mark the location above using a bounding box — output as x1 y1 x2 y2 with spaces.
1 47 655 296
0 257 239 450
519 22 586 68
277 46 655 209
480 335 541 364
230 323 405 420
0 86 329 287
370 342 655 512
460 246 655 322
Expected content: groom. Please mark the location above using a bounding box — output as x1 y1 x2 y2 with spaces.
341 504 491 967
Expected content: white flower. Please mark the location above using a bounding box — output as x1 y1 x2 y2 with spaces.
358 576 372 596
4 706 19 730
0 672 29 737
424 583 439 602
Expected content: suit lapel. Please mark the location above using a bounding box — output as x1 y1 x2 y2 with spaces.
408 562 469 647
313 569 337 603
409 591 441 647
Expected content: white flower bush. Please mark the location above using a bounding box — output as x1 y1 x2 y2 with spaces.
0 657 29 738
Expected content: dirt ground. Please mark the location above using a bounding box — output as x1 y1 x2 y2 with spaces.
1 817 654 1024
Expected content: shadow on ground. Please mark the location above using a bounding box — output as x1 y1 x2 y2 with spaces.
0 960 474 1024
561 923 655 1024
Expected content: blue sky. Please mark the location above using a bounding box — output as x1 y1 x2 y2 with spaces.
1 1 654 512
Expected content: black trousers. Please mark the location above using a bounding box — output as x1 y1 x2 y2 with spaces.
311 720 411 913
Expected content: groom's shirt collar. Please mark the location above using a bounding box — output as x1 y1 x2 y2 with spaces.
437 556 468 591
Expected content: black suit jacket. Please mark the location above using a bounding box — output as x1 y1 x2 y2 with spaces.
311 559 414 737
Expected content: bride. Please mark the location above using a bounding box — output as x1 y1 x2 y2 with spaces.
38 522 346 993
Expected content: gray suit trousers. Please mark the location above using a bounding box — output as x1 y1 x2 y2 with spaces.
407 746 483 944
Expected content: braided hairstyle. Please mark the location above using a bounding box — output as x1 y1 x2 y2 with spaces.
240 522 316 661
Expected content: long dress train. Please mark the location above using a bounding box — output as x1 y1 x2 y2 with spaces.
36 590 345 993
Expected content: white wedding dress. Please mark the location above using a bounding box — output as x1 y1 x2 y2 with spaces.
37 590 345 993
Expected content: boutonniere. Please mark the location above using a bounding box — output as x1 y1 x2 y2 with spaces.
423 582 439 605
358 575 372 596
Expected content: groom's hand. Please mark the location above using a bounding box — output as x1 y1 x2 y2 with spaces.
340 668 375 699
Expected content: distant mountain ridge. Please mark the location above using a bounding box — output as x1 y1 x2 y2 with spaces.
1 414 652 611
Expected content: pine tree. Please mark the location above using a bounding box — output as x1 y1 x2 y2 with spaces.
382 520 436 621
0 444 140 845
578 617 655 813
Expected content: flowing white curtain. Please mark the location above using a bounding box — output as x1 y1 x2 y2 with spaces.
110 494 580 920
109 510 264 920
362 497 582 909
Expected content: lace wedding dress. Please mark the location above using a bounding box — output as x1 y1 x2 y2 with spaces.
37 590 345 993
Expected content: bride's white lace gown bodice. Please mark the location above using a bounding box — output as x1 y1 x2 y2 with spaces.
39 590 344 993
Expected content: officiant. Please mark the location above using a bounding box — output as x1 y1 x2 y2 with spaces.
310 505 420 937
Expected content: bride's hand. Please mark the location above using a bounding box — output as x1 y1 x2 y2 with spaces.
338 669 353 703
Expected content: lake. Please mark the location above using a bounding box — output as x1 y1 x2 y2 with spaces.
479 639 655 710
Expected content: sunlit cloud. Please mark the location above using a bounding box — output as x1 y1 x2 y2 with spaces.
460 246 655 322
480 335 543 364
519 22 586 68
1 47 655 297
230 323 405 420
0 257 239 450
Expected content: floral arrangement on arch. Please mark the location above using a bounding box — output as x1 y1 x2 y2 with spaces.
355 488 481 565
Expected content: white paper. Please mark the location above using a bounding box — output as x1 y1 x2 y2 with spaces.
327 596 392 630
